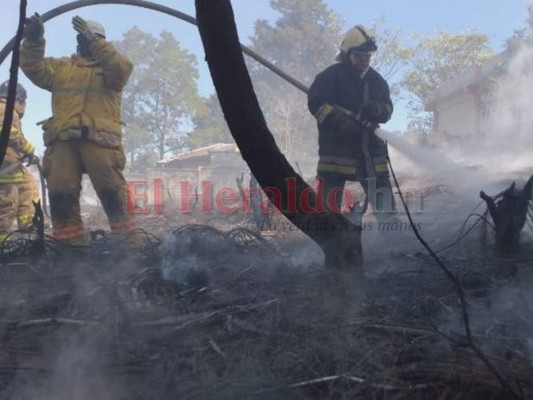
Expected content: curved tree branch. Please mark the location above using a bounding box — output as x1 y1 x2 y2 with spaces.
195 0 362 269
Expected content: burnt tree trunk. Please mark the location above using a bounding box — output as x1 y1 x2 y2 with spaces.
480 174 533 252
195 0 362 269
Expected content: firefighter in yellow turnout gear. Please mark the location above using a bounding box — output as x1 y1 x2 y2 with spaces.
21 14 140 247
0 81 39 243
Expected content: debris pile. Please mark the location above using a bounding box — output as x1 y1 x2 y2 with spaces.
1 217 533 399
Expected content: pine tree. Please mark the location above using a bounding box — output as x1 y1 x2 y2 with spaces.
248 0 343 175
115 27 203 171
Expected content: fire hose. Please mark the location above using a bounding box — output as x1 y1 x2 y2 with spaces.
0 0 309 94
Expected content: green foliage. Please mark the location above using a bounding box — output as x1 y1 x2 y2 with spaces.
402 31 494 135
251 0 343 75
187 94 233 148
366 17 413 99
404 31 493 103
247 0 342 172
115 27 203 171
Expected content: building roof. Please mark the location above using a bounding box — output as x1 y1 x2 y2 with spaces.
157 143 239 164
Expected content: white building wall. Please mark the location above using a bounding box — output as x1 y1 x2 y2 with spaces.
434 91 479 153
437 95 478 138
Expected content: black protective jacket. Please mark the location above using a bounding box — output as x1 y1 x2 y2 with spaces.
308 61 393 178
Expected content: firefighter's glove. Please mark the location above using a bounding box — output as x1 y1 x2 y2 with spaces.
26 154 40 166
315 104 360 139
72 16 99 41
328 107 360 139
24 13 44 41
361 101 384 123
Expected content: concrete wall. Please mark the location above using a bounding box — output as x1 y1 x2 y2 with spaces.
142 152 250 214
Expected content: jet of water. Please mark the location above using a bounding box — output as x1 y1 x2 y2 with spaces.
375 128 491 194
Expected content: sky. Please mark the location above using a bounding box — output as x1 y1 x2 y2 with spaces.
0 0 530 155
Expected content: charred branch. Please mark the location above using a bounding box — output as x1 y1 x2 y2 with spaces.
480 174 533 252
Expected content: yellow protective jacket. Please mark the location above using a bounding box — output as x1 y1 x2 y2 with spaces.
20 37 133 146
0 99 35 183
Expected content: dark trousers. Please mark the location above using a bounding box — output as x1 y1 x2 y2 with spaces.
318 172 396 220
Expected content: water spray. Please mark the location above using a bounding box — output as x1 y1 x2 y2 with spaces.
375 128 487 189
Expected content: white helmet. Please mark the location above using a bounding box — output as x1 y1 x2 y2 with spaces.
86 20 106 38
336 25 377 61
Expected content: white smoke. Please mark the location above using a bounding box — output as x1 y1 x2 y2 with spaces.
376 128 493 196
375 41 533 199
473 41 533 174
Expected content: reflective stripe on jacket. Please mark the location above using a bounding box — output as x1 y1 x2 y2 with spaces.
0 100 35 182
20 37 132 144
317 153 389 178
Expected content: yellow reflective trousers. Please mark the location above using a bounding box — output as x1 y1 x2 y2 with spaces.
0 169 40 242
42 140 138 246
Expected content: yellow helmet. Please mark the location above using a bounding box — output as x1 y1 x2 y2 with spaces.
336 25 377 60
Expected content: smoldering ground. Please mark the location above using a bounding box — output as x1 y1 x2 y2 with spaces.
2 111 533 399
3 167 533 400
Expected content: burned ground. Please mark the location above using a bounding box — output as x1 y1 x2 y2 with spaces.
1 180 533 400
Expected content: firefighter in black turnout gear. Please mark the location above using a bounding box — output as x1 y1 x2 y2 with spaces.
308 25 396 221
